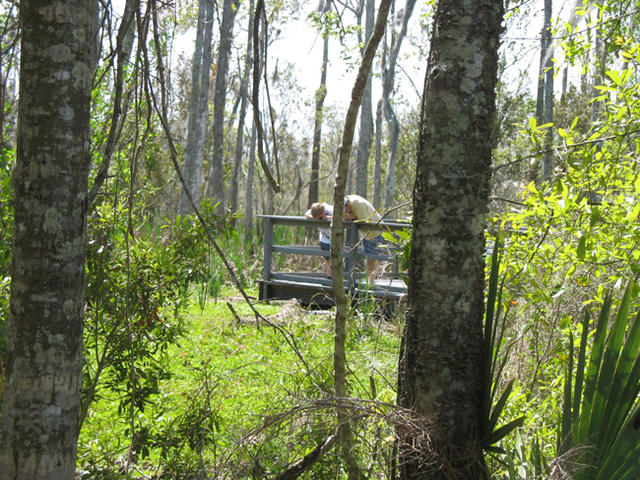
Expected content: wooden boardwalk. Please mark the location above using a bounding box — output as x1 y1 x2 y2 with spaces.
257 214 411 307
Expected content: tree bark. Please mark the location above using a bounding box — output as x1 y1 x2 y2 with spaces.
397 0 504 478
228 0 255 221
591 10 605 137
542 0 554 181
382 0 417 211
206 0 240 208
355 0 375 198
532 0 553 183
177 0 214 215
374 97 383 208
244 116 258 244
0 0 95 477
87 0 137 207
251 0 281 195
308 0 331 208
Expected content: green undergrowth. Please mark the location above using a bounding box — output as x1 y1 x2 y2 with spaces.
78 288 403 479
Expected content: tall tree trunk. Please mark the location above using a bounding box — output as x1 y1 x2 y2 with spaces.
330 1 392 478
0 0 96 477
355 0 375 197
397 0 504 478
535 20 546 125
592 14 605 124
229 0 255 221
87 0 136 206
244 121 257 243
532 0 552 183
177 0 214 215
373 22 386 209
206 0 240 209
0 3 9 151
266 154 275 214
374 97 383 208
382 0 417 211
308 0 331 208
542 0 554 181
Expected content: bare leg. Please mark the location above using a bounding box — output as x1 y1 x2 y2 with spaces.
366 258 378 282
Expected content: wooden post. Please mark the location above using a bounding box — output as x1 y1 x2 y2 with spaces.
345 221 358 287
263 217 273 298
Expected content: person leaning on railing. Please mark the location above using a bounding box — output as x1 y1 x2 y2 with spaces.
344 194 384 282
305 202 333 277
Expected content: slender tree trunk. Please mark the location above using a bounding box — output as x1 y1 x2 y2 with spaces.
229 0 255 221
206 0 240 209
397 0 504 478
0 0 96 477
355 0 375 197
0 6 20 151
532 0 552 182
330 2 392 478
382 109 399 211
308 0 331 208
383 0 417 211
535 23 546 125
177 0 214 215
266 157 275 214
87 0 136 206
244 121 257 243
374 97 384 208
542 0 554 181
251 0 281 195
592 14 605 124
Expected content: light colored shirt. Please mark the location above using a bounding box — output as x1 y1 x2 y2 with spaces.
345 194 381 239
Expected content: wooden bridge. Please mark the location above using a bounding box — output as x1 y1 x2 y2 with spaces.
257 214 411 308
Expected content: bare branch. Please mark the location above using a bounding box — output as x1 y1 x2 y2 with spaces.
252 0 281 193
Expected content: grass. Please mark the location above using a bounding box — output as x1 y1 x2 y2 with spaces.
78 286 403 478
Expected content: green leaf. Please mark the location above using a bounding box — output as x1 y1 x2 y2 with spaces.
559 332 574 454
486 417 525 446
485 445 506 454
593 286 635 450
603 306 640 447
589 206 600 228
577 235 587 261
606 69 622 85
564 284 640 478
573 312 590 430
577 293 611 441
627 202 640 222
596 401 640 479
570 116 579 131
488 379 515 435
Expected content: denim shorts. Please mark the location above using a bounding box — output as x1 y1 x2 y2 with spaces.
320 241 330 251
362 235 383 255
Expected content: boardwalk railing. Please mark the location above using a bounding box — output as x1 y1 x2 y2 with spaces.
257 214 411 306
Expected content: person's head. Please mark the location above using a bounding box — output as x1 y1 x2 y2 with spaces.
311 202 327 219
344 198 355 220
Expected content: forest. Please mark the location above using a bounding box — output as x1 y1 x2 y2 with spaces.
1 0 640 479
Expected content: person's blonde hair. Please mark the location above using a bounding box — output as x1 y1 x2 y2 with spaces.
310 202 325 218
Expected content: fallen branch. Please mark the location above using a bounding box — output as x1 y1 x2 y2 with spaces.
226 302 244 326
274 429 338 480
